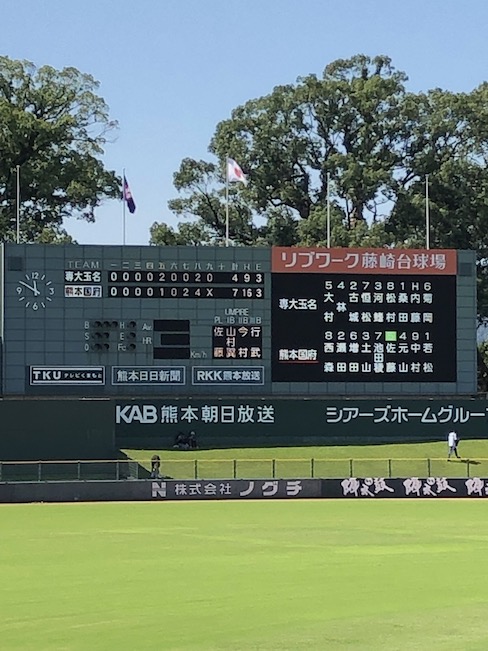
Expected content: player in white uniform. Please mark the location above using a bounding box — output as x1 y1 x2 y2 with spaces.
447 430 461 460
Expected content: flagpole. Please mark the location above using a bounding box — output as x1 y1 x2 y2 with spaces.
326 172 331 248
16 165 20 244
225 158 229 247
122 168 126 246
425 174 430 250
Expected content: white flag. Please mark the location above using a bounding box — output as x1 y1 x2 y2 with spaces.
227 158 248 186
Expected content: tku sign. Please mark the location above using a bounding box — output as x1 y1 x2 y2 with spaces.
116 405 159 424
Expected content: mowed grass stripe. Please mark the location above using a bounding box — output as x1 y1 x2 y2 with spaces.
1 501 488 650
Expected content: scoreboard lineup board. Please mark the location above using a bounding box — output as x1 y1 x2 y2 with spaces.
0 244 477 396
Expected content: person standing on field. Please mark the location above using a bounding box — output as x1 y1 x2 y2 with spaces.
150 454 161 478
447 430 461 461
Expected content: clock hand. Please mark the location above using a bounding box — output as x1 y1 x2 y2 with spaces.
18 280 40 295
32 280 41 296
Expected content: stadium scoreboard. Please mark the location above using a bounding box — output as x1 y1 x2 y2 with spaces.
0 244 476 396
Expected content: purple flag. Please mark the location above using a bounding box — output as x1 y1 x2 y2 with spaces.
123 175 136 214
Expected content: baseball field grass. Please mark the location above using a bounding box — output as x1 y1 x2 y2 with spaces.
124 439 488 479
2 499 488 651
4 441 487 482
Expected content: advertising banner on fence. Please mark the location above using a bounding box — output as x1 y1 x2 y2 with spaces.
1 478 488 503
322 477 488 498
115 398 488 448
150 479 320 500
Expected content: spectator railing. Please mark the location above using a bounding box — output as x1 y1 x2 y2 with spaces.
0 457 484 482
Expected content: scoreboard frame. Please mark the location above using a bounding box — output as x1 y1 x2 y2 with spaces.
0 244 477 397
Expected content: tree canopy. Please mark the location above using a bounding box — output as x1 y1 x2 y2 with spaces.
0 56 120 242
152 53 488 322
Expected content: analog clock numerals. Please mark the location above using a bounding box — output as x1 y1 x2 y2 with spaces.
16 273 55 310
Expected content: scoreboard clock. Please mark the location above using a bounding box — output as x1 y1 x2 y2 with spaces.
0 244 477 396
16 271 55 310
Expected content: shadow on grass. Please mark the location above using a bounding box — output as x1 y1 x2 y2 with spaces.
448 458 481 465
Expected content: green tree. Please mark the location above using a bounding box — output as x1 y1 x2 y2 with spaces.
156 55 409 247
384 83 488 321
156 53 488 322
0 56 120 242
161 157 256 245
477 340 488 392
209 54 406 225
149 220 212 246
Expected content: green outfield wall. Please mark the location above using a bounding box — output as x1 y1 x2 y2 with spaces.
1 397 487 460
0 399 115 460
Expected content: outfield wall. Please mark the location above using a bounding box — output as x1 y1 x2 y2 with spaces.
115 397 488 449
0 399 115 460
1 397 488 461
0 477 487 502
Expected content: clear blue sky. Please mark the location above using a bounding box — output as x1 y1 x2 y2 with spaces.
2 0 488 245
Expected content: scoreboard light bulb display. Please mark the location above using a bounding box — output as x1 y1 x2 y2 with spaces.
271 273 456 382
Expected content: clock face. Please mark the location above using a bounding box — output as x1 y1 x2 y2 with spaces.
16 272 55 310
